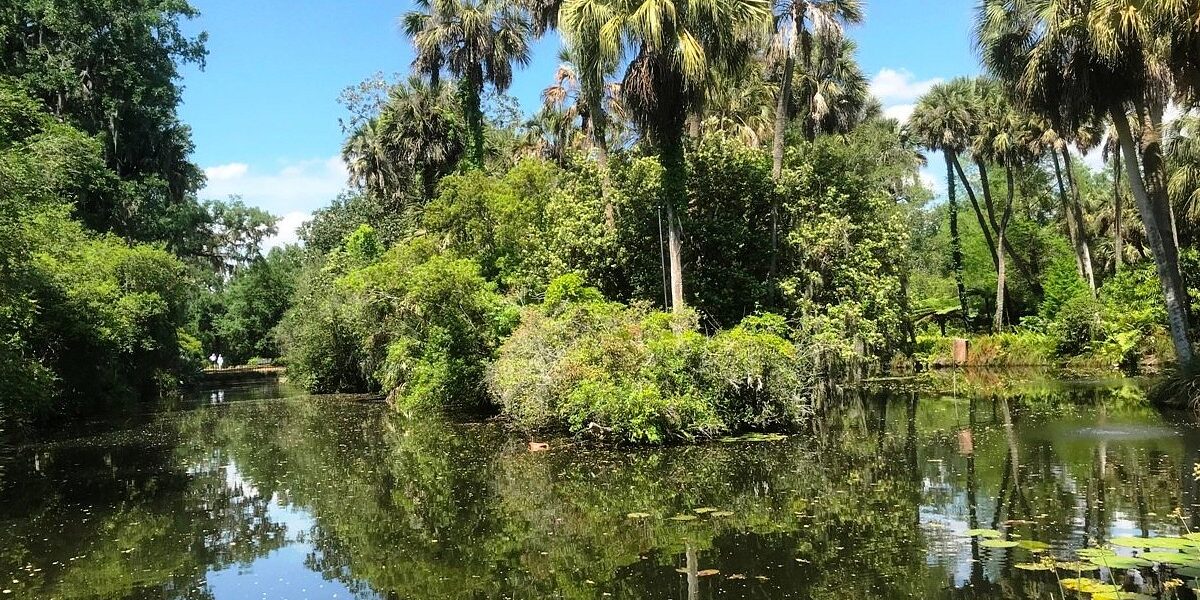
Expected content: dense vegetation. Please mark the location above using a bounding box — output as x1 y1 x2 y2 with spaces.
6 0 1200 431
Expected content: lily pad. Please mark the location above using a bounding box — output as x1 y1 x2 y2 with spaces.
1077 548 1117 559
1017 540 1050 552
964 529 1002 539
1092 593 1155 600
710 511 734 518
1060 578 1121 594
1014 562 1052 571
627 512 652 519
1174 565 1200 578
1055 561 1099 572
697 569 719 577
1110 536 1198 550
693 507 718 514
1109 536 1158 548
1183 532 1200 542
1138 551 1200 566
980 539 1019 549
668 514 698 522
1086 555 1153 569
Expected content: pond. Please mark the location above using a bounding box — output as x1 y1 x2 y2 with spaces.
1 375 1199 599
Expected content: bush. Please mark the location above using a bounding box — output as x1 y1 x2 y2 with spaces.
280 236 516 411
1149 359 1200 409
488 276 814 443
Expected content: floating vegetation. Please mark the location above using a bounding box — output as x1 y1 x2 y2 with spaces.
1054 561 1099 572
1092 593 1154 600
718 433 788 443
710 511 734 518
692 507 717 514
667 514 698 522
1110 536 1197 550
1137 551 1200 566
1086 555 1152 569
1017 540 1049 552
980 539 1019 549
1014 562 1052 571
1059 578 1120 594
964 529 1002 539
626 512 652 519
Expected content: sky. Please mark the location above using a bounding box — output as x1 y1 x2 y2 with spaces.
178 0 983 246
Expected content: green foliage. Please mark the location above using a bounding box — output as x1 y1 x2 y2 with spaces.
211 246 303 365
489 276 813 444
280 237 515 410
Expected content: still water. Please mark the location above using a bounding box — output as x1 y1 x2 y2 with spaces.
1 376 1198 599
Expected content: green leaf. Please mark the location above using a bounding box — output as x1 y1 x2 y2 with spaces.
964 529 1001 539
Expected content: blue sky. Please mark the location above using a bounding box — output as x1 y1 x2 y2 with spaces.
179 0 982 245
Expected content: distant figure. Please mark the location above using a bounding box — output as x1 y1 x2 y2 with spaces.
208 353 217 368
216 354 225 369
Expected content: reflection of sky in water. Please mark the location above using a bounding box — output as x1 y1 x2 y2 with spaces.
203 463 375 600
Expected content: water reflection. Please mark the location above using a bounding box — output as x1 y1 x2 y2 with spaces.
0 379 1197 599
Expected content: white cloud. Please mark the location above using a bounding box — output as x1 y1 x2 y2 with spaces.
884 103 916 123
870 68 943 124
265 211 311 250
870 69 943 104
200 156 347 218
204 163 249 181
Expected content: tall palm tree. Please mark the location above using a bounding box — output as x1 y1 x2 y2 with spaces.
560 0 771 313
908 81 973 329
975 92 1038 331
1038 119 1097 293
976 0 1194 362
402 0 533 169
341 79 465 204
1166 114 1200 239
800 37 871 137
768 0 863 178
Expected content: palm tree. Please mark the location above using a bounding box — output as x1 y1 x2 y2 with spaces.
1038 119 1097 294
341 79 465 204
560 0 771 313
800 37 871 137
768 0 863 178
975 0 1194 362
1166 115 1200 240
402 0 533 169
908 81 973 329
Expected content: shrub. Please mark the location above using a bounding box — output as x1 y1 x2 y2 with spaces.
1149 359 1200 409
489 276 814 443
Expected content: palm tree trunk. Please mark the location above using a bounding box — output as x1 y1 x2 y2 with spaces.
800 26 816 142
995 165 1015 332
972 157 1041 297
946 152 969 330
1111 105 1194 364
1061 147 1097 293
771 8 799 179
953 157 1000 269
1051 149 1096 294
767 12 799 309
461 77 486 169
662 139 687 313
1113 153 1123 273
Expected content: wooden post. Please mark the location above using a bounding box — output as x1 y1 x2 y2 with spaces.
952 338 970 366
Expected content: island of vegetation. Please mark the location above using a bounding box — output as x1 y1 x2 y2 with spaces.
3 0 1200 443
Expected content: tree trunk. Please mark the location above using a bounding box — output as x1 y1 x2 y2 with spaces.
946 152 970 330
1061 147 1097 293
1051 149 1096 293
461 77 486 169
771 7 799 179
972 157 1041 297
1113 152 1123 273
995 165 1016 332
953 157 1000 269
1111 105 1194 364
800 25 816 142
661 140 687 313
